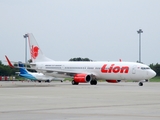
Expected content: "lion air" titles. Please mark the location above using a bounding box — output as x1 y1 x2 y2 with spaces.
101 64 129 73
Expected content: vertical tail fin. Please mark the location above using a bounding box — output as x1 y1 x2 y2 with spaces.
27 33 53 63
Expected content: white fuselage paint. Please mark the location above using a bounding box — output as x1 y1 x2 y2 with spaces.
30 61 156 81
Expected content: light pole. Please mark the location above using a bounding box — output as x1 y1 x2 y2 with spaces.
137 29 143 63
23 34 28 67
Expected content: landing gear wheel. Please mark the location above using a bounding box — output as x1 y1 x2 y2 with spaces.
72 80 79 85
45 80 50 83
90 80 97 85
90 80 93 85
94 80 97 85
139 82 143 86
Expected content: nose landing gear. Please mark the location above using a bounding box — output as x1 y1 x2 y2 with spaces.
139 82 143 86
138 79 148 86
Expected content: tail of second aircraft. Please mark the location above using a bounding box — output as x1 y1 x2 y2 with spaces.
5 55 31 75
18 61 29 74
5 56 37 80
27 33 53 63
18 61 37 80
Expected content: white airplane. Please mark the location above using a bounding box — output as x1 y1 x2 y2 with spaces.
5 55 64 83
27 33 156 86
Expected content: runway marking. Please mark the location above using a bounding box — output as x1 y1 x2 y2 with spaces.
0 102 160 114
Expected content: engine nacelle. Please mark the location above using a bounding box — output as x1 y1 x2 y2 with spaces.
74 74 91 83
106 80 121 83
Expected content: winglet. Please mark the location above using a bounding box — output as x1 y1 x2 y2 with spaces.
5 55 15 68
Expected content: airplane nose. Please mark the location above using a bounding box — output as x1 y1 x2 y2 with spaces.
150 70 156 78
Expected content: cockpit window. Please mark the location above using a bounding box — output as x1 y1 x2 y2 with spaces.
141 67 150 70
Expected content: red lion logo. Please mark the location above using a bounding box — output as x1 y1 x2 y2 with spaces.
31 45 39 59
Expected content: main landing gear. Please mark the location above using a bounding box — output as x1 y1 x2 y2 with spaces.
72 80 79 85
90 80 97 85
45 80 50 83
138 79 148 86
72 79 97 85
90 75 97 85
38 80 41 83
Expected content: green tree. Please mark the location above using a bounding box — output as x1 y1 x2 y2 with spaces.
0 62 18 76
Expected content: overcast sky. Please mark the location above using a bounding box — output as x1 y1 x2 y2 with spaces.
0 0 160 65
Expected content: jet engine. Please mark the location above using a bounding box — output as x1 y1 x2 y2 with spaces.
106 80 121 83
74 74 91 83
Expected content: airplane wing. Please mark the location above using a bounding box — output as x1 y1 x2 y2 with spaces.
34 68 94 76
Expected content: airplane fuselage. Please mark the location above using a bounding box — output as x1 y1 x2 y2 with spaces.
30 61 155 81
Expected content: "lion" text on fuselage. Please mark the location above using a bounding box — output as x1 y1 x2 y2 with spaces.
101 64 129 73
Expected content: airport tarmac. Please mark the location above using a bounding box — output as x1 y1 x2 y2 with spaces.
0 81 160 120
